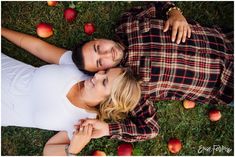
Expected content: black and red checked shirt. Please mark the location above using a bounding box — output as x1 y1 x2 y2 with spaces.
108 2 234 142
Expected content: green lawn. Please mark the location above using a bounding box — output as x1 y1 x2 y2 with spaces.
1 1 234 156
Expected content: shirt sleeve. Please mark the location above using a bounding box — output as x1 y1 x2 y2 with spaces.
153 1 176 19
59 51 73 65
115 2 175 48
66 129 75 141
108 98 160 142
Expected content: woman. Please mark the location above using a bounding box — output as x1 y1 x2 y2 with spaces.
1 27 141 155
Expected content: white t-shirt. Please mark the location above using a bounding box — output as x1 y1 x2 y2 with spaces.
1 51 97 139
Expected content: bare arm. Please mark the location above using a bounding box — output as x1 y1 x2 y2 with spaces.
43 131 69 156
1 27 67 64
43 125 92 156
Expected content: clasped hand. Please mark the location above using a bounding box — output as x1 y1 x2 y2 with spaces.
69 124 93 154
69 119 109 154
75 119 109 138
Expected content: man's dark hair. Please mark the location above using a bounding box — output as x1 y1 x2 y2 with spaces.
72 41 96 76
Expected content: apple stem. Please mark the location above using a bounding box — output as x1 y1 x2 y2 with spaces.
69 2 75 9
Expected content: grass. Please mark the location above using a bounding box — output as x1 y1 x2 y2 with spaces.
1 1 234 156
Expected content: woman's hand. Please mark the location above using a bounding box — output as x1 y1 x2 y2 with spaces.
75 119 110 139
163 9 191 44
68 124 93 154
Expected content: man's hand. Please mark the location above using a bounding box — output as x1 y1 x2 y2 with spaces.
75 119 110 139
163 9 191 44
69 124 93 154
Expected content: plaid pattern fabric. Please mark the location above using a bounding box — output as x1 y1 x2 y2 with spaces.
109 2 234 142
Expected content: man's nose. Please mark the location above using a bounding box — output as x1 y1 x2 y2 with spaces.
99 51 112 59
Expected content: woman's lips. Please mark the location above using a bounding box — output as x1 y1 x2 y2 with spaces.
91 78 95 86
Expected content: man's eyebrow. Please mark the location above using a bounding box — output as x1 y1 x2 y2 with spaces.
99 59 102 67
93 44 96 52
96 60 99 68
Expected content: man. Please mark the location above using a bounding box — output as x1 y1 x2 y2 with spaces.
75 2 233 142
72 2 191 73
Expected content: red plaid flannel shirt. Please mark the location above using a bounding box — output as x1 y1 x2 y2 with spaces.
108 2 234 142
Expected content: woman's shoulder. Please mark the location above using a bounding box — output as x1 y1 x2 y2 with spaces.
59 51 73 65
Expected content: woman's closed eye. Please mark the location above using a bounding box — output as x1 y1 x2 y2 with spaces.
102 70 108 86
103 77 109 86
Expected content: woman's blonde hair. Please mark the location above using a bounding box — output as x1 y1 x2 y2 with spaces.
97 68 141 122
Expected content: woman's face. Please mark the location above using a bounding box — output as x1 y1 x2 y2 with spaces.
83 67 122 105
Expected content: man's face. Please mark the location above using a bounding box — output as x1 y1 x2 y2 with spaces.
82 39 125 72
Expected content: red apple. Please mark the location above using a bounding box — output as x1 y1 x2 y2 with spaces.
64 8 77 22
183 100 196 109
84 23 95 35
47 1 57 6
92 150 106 156
209 109 222 121
117 143 133 156
36 22 53 38
168 138 182 154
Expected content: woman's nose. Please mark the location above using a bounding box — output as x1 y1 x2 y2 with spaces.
94 71 106 80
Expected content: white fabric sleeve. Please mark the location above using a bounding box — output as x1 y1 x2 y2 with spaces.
59 51 73 65
67 128 75 141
